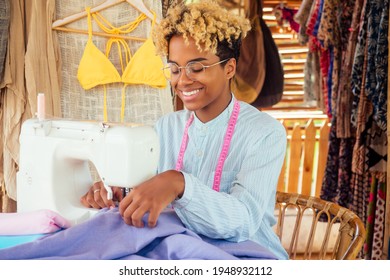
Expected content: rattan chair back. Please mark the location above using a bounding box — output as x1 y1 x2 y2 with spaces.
275 192 366 260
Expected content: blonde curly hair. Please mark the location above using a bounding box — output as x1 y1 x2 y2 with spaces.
153 0 251 61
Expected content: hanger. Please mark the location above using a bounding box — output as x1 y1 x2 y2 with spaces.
128 0 155 21
52 0 155 29
52 26 146 41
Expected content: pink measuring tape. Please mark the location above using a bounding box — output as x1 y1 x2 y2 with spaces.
175 99 240 192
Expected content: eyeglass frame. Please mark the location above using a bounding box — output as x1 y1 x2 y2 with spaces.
162 58 231 82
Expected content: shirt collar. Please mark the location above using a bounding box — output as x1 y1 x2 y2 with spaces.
192 93 235 129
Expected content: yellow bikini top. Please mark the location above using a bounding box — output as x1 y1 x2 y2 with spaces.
77 7 167 122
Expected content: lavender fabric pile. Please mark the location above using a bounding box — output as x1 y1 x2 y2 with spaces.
0 208 277 260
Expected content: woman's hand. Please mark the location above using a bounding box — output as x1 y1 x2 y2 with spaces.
80 181 124 209
119 170 184 228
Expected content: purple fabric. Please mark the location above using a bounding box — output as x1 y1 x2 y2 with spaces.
0 208 277 260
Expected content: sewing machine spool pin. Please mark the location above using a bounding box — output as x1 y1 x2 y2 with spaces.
37 93 45 121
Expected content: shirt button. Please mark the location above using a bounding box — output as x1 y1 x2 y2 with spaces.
197 150 203 157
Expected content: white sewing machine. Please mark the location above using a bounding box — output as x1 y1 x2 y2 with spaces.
16 118 159 225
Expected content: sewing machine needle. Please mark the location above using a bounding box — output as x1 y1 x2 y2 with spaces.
102 183 113 200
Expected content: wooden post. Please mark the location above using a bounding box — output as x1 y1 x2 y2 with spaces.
301 120 316 196
287 123 302 193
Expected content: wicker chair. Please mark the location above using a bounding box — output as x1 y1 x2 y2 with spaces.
275 192 366 260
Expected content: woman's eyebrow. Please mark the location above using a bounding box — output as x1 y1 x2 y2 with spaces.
167 57 208 64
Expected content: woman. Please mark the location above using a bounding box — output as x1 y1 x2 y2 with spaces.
81 0 288 260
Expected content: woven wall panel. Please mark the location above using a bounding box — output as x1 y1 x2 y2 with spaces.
55 0 173 125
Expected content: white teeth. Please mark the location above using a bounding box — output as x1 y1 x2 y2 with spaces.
182 89 200 96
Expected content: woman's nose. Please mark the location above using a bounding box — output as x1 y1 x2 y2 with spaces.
176 69 193 85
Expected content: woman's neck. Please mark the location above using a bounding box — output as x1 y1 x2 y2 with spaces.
195 93 233 123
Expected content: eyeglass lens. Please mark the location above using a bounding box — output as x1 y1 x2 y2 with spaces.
163 61 206 82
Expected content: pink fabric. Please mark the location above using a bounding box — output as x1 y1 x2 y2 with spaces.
0 209 71 235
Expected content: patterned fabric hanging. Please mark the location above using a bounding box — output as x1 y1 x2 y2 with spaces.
0 0 9 83
315 0 388 260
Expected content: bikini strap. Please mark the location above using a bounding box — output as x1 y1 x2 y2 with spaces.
86 7 93 39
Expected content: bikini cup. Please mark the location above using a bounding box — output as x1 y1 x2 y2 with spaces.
77 7 167 122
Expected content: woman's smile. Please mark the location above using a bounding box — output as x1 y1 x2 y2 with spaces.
182 88 202 97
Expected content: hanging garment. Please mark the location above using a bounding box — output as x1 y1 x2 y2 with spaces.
351 0 388 132
0 0 9 83
251 17 284 108
1 0 28 202
303 0 327 110
232 0 265 104
0 0 62 203
77 7 166 122
57 0 173 126
78 8 166 90
0 0 9 203
294 0 314 45
320 116 355 209
320 0 355 126
350 16 387 258
3 0 63 207
317 0 340 119
364 0 388 132
303 49 322 106
362 174 386 260
273 4 300 33
336 0 365 138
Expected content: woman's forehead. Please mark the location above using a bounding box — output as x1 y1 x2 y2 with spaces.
168 35 218 61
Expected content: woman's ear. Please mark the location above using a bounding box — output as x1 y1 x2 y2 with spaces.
225 58 236 80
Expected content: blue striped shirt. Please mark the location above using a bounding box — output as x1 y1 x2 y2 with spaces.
155 96 288 259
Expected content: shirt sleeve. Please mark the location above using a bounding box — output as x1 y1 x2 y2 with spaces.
172 123 286 242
